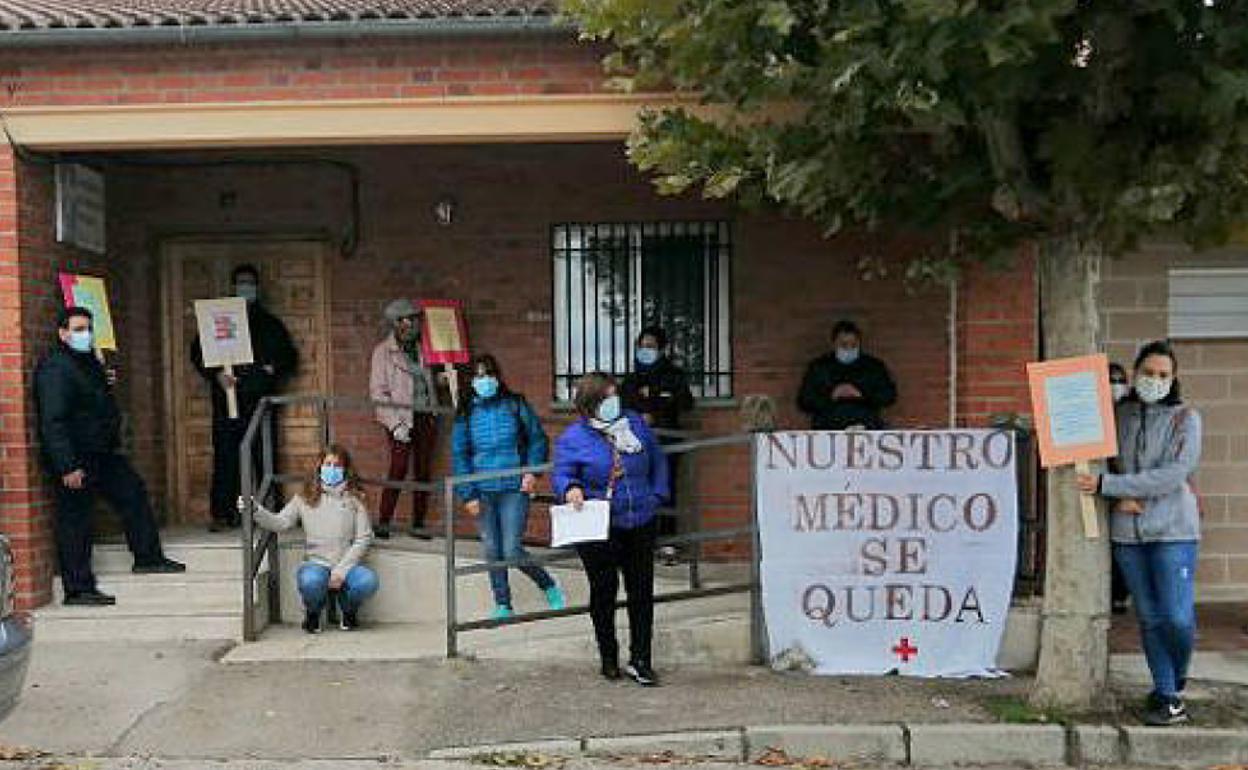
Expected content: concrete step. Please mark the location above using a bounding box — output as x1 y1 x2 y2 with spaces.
54 571 262 608
91 541 246 575
34 611 247 643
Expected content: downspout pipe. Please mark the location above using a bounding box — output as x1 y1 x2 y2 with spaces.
0 16 569 48
948 276 959 428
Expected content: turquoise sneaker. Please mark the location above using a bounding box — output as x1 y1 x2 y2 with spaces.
545 584 566 611
490 605 513 621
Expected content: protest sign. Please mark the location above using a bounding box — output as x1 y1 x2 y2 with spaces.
58 273 116 352
1026 354 1118 537
755 430 1018 677
418 299 470 406
194 297 254 419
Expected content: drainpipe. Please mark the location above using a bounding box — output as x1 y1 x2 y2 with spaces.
948 276 959 428
0 16 569 48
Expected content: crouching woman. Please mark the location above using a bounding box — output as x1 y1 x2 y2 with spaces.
245 444 379 633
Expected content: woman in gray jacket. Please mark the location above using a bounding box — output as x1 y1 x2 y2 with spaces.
1078 341 1200 727
245 444 378 634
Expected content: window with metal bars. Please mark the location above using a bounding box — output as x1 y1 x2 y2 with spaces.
552 221 732 402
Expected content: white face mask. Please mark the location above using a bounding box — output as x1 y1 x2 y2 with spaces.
1135 375 1172 404
1111 383 1130 402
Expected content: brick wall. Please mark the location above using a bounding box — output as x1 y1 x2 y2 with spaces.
956 246 1039 427
99 144 956 564
1102 242 1248 601
0 35 608 108
0 155 123 608
0 33 1041 604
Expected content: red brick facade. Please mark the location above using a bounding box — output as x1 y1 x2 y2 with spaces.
0 36 1040 609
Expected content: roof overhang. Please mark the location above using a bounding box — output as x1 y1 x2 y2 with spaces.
0 94 704 151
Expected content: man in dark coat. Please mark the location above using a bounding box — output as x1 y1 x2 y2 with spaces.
35 307 185 606
798 319 897 430
620 325 694 561
191 264 298 532
620 326 695 432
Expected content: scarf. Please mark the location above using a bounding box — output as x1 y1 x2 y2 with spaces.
589 416 643 454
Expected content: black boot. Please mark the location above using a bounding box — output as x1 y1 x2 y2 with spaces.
302 609 321 634
600 658 621 680
64 589 116 606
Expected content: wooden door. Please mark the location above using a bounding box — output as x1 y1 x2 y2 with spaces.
163 239 330 525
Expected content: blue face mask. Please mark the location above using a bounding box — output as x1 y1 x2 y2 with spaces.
636 348 660 367
835 347 860 365
67 330 93 353
320 464 345 487
596 394 621 423
236 284 259 304
473 376 499 399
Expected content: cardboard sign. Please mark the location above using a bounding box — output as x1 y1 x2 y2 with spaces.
1025 354 1118 469
418 299 470 366
58 273 117 350
194 298 254 368
756 431 1018 677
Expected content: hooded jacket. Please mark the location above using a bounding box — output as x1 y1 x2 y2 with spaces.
1102 399 1202 544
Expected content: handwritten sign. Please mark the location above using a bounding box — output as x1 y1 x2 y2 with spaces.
58 273 116 350
194 298 254 368
418 299 470 366
1026 354 1118 468
755 430 1018 677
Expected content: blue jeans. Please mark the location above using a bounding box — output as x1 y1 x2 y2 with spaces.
1113 541 1198 699
297 562 379 613
477 491 554 608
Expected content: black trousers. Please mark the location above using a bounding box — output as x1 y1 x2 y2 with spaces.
53 453 164 594
210 410 270 522
576 520 657 667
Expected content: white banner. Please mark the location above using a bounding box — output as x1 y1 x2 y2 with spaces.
755 430 1018 677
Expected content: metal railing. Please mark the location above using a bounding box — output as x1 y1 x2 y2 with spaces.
442 431 764 662
237 394 452 641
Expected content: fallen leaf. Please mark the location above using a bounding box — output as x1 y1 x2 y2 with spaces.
0 743 47 760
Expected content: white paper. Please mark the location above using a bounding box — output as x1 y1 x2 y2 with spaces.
550 500 610 547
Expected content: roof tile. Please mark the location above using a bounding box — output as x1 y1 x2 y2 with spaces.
0 0 556 32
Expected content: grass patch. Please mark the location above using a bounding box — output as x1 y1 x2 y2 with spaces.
982 695 1071 725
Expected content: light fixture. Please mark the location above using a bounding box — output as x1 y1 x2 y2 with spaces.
433 195 456 227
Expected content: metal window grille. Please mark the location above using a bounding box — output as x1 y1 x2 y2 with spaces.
553 221 732 402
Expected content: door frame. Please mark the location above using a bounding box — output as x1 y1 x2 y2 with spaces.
160 233 333 526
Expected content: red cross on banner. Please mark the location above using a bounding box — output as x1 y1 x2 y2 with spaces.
892 637 919 663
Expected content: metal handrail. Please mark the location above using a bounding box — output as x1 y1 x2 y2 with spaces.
235 393 765 663
238 393 454 641
442 431 761 660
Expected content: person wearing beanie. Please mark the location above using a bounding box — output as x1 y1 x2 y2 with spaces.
369 299 444 539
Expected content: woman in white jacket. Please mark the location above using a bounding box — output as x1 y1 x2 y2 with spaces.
245 444 378 634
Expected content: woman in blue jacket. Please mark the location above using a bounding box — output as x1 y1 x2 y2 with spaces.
553 372 670 686
453 354 564 620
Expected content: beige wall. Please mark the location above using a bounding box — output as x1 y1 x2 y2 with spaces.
1102 242 1248 601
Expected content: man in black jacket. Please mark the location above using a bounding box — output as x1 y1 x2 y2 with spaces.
191 264 298 532
35 307 185 606
798 319 897 430
620 326 694 432
621 326 694 562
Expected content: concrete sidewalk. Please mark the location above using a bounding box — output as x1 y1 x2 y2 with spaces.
0 638 1245 767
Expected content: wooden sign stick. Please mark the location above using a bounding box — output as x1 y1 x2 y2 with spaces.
444 363 459 409
224 363 239 420
1074 460 1099 539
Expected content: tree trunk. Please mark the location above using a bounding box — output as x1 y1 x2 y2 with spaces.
1030 237 1111 711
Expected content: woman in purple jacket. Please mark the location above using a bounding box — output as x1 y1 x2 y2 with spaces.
553 372 670 686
